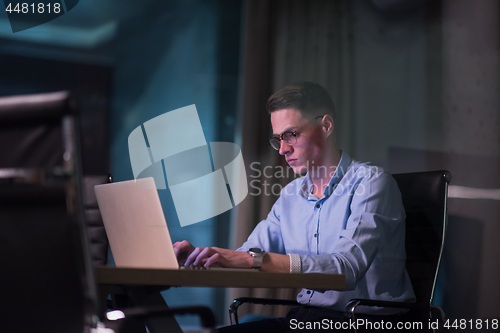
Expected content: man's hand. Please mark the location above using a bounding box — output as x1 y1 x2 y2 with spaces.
173 240 196 266
185 246 253 269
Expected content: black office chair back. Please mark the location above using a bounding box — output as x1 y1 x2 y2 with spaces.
392 170 451 308
0 92 97 333
0 92 74 171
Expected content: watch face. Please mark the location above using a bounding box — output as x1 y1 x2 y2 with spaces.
249 248 264 254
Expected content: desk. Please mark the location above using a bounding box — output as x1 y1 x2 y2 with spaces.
96 267 345 332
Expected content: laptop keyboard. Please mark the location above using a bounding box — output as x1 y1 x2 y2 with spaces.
179 266 259 272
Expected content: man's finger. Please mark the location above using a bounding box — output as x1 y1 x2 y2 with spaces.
174 240 194 257
193 247 212 266
204 252 220 267
185 247 204 266
174 242 187 256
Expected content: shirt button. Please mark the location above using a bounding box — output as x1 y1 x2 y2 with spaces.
307 290 311 294
314 233 318 238
315 204 320 208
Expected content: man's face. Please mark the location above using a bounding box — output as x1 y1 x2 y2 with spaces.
270 108 326 174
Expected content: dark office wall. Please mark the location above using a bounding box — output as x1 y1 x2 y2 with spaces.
0 54 111 175
349 0 500 320
350 0 439 167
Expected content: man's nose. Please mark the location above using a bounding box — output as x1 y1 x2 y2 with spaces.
279 140 292 155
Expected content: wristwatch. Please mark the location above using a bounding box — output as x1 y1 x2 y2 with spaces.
247 248 266 269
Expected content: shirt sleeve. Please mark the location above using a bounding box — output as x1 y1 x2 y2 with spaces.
236 196 286 254
300 171 406 290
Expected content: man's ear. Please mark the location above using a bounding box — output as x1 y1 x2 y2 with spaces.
322 114 334 137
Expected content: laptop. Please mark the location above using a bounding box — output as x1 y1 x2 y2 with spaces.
94 177 181 269
94 177 255 272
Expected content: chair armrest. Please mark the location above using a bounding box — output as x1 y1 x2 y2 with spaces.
344 299 422 319
229 297 299 325
344 299 445 322
430 305 446 322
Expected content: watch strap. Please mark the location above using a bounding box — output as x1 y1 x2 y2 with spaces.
248 249 265 269
288 254 302 273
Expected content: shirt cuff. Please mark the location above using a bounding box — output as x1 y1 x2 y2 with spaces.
288 254 302 273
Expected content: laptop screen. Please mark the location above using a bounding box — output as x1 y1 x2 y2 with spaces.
94 178 179 269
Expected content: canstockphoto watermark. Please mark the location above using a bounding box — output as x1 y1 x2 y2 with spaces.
248 162 383 197
289 318 424 331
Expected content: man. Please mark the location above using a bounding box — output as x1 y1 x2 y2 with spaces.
174 81 415 331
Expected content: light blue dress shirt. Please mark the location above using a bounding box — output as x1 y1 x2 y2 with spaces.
238 151 416 315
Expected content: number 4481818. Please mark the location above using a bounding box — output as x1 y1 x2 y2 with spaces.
443 319 498 330
5 3 61 14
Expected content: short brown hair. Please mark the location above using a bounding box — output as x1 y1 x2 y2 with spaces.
266 81 336 119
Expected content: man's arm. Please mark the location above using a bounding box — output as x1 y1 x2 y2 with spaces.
174 241 290 272
179 247 290 273
261 252 289 272
174 194 289 270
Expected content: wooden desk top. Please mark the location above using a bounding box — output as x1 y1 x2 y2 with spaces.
95 266 345 290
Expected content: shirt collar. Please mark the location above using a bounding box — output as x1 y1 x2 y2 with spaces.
299 150 352 200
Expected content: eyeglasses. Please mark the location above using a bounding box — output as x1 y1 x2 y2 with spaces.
268 115 324 151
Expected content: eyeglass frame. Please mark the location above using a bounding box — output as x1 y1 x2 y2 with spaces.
268 115 325 151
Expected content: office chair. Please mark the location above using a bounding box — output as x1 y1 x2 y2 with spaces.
0 91 97 333
0 92 217 333
229 170 451 330
344 170 451 330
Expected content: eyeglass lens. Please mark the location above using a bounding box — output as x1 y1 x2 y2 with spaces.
269 132 297 150
268 115 324 151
